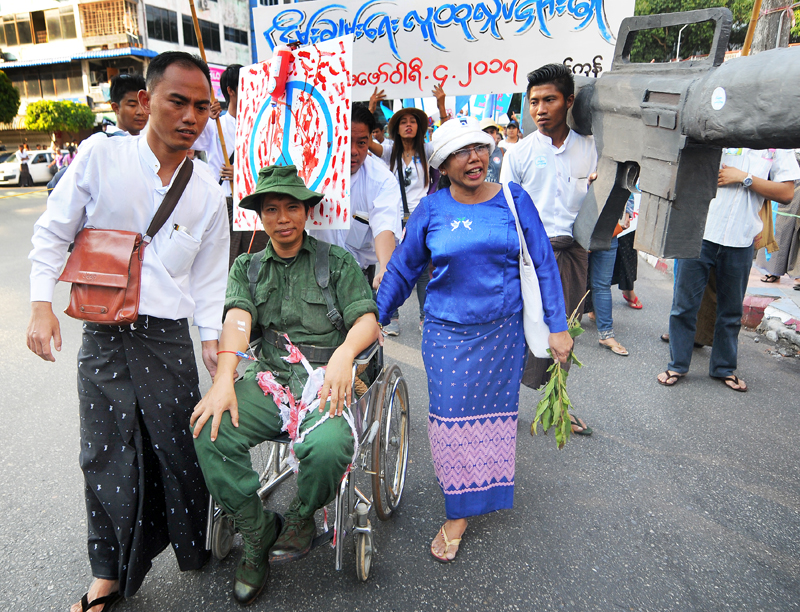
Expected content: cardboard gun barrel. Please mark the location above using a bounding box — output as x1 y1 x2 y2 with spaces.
682 48 800 150
570 8 800 259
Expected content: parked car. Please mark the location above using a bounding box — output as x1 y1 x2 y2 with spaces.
0 151 56 186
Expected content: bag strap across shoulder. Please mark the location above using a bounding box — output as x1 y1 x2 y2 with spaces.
145 160 194 240
397 162 410 218
502 183 531 266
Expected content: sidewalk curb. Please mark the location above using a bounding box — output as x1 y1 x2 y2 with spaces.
639 252 800 332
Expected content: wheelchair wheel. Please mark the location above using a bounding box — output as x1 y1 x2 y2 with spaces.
371 364 410 521
211 512 235 560
354 527 372 582
250 441 289 499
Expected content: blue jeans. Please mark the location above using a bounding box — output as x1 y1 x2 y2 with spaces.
589 238 618 337
668 239 752 377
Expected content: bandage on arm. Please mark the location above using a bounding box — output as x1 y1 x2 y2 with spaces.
216 308 253 379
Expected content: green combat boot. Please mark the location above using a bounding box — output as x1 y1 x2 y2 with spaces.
269 497 316 564
231 498 280 606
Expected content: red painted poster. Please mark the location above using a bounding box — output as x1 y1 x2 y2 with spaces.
234 36 353 231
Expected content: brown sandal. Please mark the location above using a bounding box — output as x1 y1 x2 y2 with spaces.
657 371 684 386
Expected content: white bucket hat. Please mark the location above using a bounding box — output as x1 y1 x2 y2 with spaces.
428 116 495 169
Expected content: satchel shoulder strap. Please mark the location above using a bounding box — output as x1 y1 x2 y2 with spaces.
502 183 531 266
145 160 194 240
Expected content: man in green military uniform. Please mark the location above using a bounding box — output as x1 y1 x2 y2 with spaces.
191 165 380 606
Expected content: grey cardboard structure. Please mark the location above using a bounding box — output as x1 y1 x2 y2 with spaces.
569 8 800 258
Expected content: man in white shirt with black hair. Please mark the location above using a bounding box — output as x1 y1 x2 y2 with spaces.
27 51 229 612
500 62 597 436
658 148 800 392
312 104 402 297
195 63 269 267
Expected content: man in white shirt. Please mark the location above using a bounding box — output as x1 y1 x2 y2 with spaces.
27 52 230 611
311 104 402 296
658 148 800 392
195 64 269 267
106 73 148 135
500 63 597 435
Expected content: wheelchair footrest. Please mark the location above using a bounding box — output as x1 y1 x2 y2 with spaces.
311 529 334 550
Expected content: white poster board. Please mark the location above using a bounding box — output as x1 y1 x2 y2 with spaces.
253 0 635 100
234 36 353 231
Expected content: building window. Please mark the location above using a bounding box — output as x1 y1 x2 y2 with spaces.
182 15 221 52
146 5 178 43
79 0 139 38
41 7 77 42
260 0 281 5
3 14 34 46
224 26 248 46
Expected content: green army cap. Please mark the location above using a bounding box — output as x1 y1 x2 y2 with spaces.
238 164 324 212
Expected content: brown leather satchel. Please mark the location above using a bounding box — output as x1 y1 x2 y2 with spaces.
58 161 194 324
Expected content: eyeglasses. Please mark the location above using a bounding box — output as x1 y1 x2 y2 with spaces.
403 166 413 186
450 144 490 161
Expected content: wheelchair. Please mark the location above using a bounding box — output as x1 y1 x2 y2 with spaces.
204 340 410 581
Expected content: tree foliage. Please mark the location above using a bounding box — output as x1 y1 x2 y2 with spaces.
25 100 96 134
0 70 21 124
631 0 756 63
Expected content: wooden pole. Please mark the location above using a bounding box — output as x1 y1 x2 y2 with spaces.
188 0 231 180
741 0 763 57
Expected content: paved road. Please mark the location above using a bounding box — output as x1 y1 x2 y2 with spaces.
1 186 798 611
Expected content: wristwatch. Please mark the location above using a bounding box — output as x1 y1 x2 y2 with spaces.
742 173 753 188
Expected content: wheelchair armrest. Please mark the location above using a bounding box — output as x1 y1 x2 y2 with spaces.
353 340 380 365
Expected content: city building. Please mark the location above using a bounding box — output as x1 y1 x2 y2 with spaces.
0 0 252 144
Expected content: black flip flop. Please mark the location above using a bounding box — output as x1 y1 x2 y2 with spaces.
713 374 748 393
658 371 683 387
569 414 593 436
81 592 122 611
761 274 780 283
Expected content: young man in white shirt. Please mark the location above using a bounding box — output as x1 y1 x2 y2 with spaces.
106 73 148 135
195 64 269 267
500 63 597 435
27 51 230 611
658 148 800 392
311 104 402 301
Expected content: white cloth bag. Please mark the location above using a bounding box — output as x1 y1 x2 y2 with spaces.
502 183 551 358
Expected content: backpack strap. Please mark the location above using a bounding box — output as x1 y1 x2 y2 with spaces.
314 241 346 334
248 248 267 302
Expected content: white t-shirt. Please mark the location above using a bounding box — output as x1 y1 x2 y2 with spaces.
500 129 597 238
380 140 434 215
16 150 29 164
193 111 236 198
311 155 402 269
703 148 800 247
498 139 520 153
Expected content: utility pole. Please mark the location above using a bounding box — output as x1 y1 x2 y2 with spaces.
751 0 791 53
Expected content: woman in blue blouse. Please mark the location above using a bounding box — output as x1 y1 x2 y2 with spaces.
376 117 573 562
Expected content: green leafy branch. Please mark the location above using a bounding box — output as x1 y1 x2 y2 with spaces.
531 293 587 449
